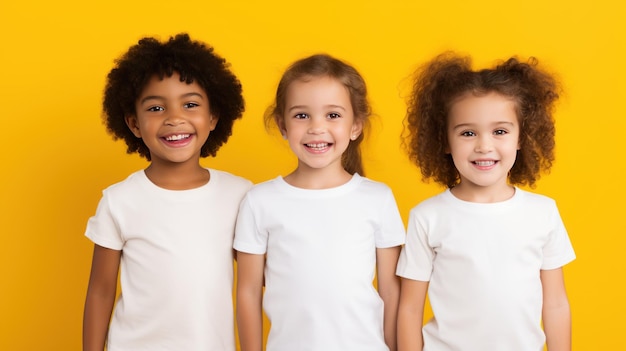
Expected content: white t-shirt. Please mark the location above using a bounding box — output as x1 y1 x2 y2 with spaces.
396 188 576 351
234 174 405 351
85 169 252 351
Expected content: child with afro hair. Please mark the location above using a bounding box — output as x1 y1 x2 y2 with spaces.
83 33 252 351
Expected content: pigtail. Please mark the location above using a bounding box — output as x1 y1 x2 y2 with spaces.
494 57 560 187
405 52 473 188
341 132 365 175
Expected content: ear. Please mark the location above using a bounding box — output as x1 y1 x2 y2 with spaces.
125 115 142 138
276 116 287 139
350 119 364 141
208 114 219 132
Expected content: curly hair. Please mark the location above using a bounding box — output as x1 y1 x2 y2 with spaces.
102 33 244 160
265 54 371 175
404 52 561 188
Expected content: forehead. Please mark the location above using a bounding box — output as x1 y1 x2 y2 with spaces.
139 73 206 98
285 76 350 105
448 92 518 125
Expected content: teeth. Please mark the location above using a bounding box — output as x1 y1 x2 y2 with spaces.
306 143 329 149
165 134 190 141
474 160 495 166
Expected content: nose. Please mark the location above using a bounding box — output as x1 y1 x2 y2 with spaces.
164 107 185 126
307 116 325 134
474 135 493 153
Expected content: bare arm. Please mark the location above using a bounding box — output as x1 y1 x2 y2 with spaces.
541 267 571 351
236 251 265 351
376 246 402 351
397 278 429 351
83 244 121 351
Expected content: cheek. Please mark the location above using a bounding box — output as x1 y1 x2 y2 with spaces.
510 134 521 151
283 121 300 136
445 138 464 156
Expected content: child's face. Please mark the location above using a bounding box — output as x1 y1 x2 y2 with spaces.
279 76 362 174
125 73 217 167
446 92 520 197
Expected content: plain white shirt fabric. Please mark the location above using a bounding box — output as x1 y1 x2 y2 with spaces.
85 169 252 351
234 174 405 351
396 188 576 351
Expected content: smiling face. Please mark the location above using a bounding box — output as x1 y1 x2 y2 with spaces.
446 92 520 202
279 76 362 180
125 73 217 169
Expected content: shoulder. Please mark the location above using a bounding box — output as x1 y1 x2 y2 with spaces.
237 178 284 214
102 170 147 196
355 175 394 194
209 169 253 191
408 190 450 218
515 188 558 208
244 177 281 197
238 177 282 203
412 190 449 209
350 176 401 207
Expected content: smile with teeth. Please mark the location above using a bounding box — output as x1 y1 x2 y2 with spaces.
473 160 496 166
164 134 191 141
305 142 331 150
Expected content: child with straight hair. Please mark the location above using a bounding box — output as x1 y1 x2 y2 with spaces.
234 54 405 351
82 33 252 351
396 52 576 351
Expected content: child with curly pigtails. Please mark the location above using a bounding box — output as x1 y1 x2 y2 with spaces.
396 52 576 351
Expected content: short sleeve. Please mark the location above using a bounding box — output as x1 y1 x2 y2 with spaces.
541 203 576 270
233 192 268 254
396 207 434 281
375 187 406 248
84 190 124 250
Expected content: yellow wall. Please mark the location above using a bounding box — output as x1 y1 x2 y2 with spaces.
1 0 623 349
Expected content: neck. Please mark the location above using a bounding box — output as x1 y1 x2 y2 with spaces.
450 183 515 203
144 161 210 190
283 163 353 189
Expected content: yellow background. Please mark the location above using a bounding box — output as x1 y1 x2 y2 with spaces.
1 0 624 349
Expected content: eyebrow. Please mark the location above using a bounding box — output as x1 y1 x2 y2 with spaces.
139 92 205 105
287 104 347 112
452 121 516 130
